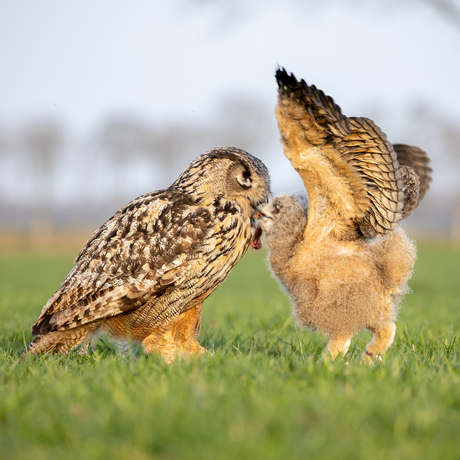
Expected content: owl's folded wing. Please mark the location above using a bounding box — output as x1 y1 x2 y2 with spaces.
32 190 215 335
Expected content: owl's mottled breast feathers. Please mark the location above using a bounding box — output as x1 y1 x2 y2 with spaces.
33 191 212 333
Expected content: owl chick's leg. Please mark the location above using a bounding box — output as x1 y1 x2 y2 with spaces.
142 323 179 365
361 322 396 364
327 337 353 361
173 303 206 358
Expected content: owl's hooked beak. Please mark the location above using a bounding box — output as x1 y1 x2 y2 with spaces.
251 202 279 249
251 207 268 250
251 225 263 250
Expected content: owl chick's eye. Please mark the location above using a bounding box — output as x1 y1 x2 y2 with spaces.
273 206 280 214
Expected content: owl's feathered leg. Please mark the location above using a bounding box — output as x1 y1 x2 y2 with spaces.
327 336 353 361
173 303 206 358
77 325 103 355
142 324 178 364
361 322 396 363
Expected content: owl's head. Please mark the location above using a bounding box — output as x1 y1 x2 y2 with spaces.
174 147 270 210
252 193 308 250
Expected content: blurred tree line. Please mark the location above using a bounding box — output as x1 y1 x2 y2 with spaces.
1 0 459 248
0 94 459 245
0 96 279 246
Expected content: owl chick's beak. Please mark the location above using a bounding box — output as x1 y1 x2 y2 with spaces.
251 201 279 249
252 191 269 210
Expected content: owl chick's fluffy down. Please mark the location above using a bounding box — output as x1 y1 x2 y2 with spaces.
254 193 416 362
27 147 270 363
252 68 432 363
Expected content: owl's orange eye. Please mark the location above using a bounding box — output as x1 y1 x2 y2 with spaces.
273 206 280 214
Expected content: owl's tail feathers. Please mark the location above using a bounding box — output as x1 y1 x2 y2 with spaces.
25 333 70 356
24 327 91 356
25 335 55 355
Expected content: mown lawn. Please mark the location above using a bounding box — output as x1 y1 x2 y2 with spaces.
0 240 459 460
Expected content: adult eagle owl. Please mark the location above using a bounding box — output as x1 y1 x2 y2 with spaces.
28 147 270 362
252 69 432 362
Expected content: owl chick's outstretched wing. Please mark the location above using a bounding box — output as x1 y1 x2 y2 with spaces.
275 68 432 240
28 147 270 361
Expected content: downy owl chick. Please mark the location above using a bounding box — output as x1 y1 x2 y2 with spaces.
254 193 417 362
252 68 432 362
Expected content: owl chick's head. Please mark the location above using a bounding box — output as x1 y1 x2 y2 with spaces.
252 192 308 250
173 147 270 210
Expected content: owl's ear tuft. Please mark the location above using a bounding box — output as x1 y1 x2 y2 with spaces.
236 169 252 189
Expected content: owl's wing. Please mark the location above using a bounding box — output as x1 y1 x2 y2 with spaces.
393 144 432 202
275 68 404 238
32 189 216 335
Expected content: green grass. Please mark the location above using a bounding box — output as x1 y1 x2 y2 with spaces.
1 242 459 460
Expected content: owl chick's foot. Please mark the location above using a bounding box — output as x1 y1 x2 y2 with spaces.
327 337 352 361
361 349 383 365
179 340 207 360
361 322 396 364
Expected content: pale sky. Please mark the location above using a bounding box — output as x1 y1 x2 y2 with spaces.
0 0 459 214
1 1 459 128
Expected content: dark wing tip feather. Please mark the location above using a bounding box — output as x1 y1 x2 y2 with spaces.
31 314 52 336
275 67 350 139
275 67 301 94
